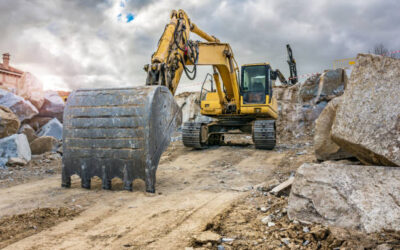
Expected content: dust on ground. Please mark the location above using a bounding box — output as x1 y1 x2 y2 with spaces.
0 207 81 249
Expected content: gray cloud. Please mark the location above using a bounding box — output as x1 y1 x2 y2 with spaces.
1 0 399 91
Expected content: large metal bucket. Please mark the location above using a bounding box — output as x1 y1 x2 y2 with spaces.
62 86 181 192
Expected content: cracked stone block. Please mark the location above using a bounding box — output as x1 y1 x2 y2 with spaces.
331 54 400 166
0 89 39 122
37 118 63 140
288 162 400 233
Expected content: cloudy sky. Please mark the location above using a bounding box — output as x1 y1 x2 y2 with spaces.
1 0 399 91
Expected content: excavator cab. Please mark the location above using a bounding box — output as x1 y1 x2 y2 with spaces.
241 64 271 104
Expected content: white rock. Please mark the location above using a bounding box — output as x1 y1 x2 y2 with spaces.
267 222 275 227
288 162 400 233
261 215 272 224
0 134 31 168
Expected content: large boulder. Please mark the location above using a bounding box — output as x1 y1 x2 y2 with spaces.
39 91 65 122
299 69 347 103
276 101 327 142
16 72 45 110
314 97 353 161
37 118 63 140
174 92 201 124
273 70 346 144
273 84 300 103
0 105 20 138
0 89 39 121
19 124 38 143
0 134 31 168
30 136 59 155
174 92 213 125
332 54 400 166
288 162 400 233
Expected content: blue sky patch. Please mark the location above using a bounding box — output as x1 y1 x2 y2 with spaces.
126 13 134 23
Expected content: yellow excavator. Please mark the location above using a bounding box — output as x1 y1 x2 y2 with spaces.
62 9 297 192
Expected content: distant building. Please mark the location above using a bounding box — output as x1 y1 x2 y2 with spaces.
0 53 24 91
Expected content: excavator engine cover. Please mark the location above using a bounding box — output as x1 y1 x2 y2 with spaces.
61 86 181 193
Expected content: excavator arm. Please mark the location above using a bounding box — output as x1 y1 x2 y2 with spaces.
144 9 241 111
271 44 298 86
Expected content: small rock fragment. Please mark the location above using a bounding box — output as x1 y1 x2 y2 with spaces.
7 157 27 166
261 215 273 224
221 238 234 243
267 222 275 227
192 230 221 244
281 238 290 245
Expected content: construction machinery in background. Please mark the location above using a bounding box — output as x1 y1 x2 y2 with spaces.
62 9 297 192
273 44 298 86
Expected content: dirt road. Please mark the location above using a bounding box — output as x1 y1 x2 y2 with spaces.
0 140 293 249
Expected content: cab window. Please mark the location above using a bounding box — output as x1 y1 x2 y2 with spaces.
241 65 269 104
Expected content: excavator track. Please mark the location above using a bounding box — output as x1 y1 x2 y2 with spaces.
62 86 181 193
182 122 205 149
252 120 276 150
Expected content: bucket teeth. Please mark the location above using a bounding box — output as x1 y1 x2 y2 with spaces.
62 86 182 192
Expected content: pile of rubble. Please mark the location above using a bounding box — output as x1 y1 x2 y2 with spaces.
273 68 348 144
0 73 64 168
289 54 400 234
